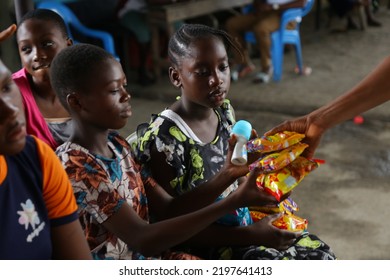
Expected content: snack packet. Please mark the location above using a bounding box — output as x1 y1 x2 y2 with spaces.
256 156 319 201
250 211 308 232
247 131 305 153
249 142 308 173
249 197 299 215
272 213 308 232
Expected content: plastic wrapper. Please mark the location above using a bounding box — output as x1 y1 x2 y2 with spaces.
272 213 308 232
247 131 305 153
250 211 308 232
256 156 319 201
249 197 299 215
249 142 308 173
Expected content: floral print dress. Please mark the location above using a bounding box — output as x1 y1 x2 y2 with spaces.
56 132 199 260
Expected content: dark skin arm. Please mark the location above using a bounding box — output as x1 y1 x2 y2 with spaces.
101 167 299 257
145 135 299 250
0 24 16 43
266 55 390 158
147 134 256 219
51 220 92 259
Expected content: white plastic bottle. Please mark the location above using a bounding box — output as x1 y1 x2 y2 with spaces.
231 120 252 165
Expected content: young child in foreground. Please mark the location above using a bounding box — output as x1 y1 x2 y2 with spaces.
51 43 280 260
0 55 91 259
13 9 73 149
136 23 336 260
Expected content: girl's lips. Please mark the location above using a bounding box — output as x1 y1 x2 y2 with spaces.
120 106 132 118
32 64 50 71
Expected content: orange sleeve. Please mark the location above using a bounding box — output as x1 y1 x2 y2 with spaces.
33 136 78 219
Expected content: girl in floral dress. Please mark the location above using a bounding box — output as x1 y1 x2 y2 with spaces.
137 23 336 260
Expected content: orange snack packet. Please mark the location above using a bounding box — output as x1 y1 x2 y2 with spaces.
272 213 308 232
247 131 305 153
256 156 319 201
249 142 308 173
249 197 299 215
250 211 307 232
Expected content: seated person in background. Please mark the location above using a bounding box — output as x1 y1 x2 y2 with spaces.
225 0 306 83
12 9 73 149
51 43 284 260
136 23 336 260
328 0 381 30
0 26 91 259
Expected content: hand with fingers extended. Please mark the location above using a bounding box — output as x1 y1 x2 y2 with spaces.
0 24 17 43
264 114 326 159
247 213 303 250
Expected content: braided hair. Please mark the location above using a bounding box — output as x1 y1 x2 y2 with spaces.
168 23 244 67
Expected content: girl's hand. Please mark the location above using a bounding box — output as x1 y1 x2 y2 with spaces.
234 167 282 208
248 213 303 250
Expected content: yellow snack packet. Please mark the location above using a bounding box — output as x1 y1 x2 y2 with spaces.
247 131 305 153
249 211 308 232
256 156 319 201
249 142 308 173
249 197 299 215
272 213 308 232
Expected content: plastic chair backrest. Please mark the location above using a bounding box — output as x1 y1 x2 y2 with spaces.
36 1 118 58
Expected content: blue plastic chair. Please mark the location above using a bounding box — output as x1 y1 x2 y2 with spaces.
244 0 314 82
36 1 119 59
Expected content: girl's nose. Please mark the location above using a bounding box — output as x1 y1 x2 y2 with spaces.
209 73 223 87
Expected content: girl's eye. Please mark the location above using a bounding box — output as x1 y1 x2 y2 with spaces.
220 64 229 71
43 41 54 47
1 81 14 94
20 46 31 53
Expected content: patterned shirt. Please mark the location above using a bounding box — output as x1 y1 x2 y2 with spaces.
56 132 151 259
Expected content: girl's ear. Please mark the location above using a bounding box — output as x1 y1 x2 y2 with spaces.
67 92 81 111
169 66 181 88
66 37 73 46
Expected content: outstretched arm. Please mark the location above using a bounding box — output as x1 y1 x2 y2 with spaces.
103 168 298 257
0 24 16 43
146 134 251 219
266 55 390 158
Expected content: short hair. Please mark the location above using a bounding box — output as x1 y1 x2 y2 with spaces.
50 43 115 109
168 23 244 67
18 8 69 39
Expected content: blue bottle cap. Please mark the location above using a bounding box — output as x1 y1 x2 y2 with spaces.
231 120 252 140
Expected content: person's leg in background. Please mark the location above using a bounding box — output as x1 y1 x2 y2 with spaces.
225 13 257 81
252 11 279 83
